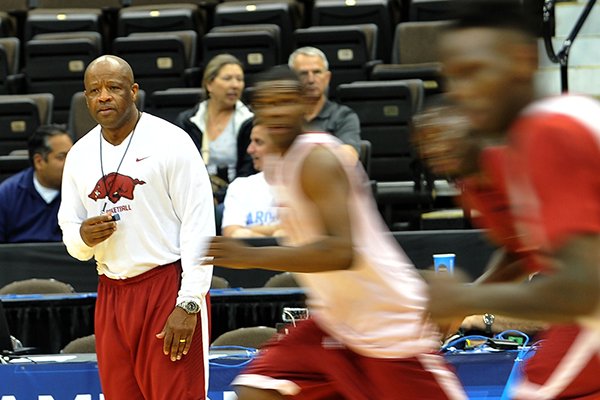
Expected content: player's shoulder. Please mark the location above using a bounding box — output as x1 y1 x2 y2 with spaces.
523 95 600 124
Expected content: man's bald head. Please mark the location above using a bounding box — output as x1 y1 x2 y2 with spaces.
83 55 140 138
85 55 134 85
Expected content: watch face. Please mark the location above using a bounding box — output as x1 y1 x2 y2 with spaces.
483 313 495 325
180 301 200 314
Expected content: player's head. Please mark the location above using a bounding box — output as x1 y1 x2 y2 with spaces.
251 66 307 152
439 1 538 134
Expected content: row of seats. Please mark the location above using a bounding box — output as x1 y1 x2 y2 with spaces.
0 18 450 125
0 0 457 64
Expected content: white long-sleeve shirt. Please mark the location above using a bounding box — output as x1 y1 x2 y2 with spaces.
58 113 215 305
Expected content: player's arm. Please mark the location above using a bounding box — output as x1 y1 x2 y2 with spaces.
222 224 283 238
223 225 268 238
205 146 354 272
428 233 600 325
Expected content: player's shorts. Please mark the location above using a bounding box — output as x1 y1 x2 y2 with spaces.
232 318 466 400
511 324 600 399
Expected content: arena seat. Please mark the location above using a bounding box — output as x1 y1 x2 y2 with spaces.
0 278 75 295
263 272 299 288
211 275 231 289
409 0 455 21
24 8 106 42
117 3 206 37
61 334 96 354
337 79 423 182
214 0 302 59
0 154 29 183
15 31 103 123
211 326 278 349
0 11 16 37
68 90 145 141
203 24 282 83
370 20 451 96
148 87 203 125
311 0 400 63
0 93 53 155
0 36 19 95
112 30 199 103
337 79 432 229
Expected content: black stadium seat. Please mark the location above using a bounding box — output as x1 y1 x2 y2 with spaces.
35 0 121 8
311 0 400 63
0 154 30 183
117 3 206 37
0 93 54 155
0 37 19 95
112 30 200 103
24 8 106 42
338 79 433 229
337 79 423 182
370 20 451 96
214 0 302 59
148 87 204 125
68 90 145 141
203 24 282 82
409 0 455 21
0 11 16 37
17 31 102 123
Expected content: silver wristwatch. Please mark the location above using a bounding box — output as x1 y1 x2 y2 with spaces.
177 300 200 314
483 313 495 334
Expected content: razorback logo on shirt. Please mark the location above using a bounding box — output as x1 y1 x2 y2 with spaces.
88 172 146 204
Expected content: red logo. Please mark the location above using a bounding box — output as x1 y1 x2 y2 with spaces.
136 156 150 162
89 172 146 204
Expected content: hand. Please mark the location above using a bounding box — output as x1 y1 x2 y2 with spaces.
202 236 256 269
461 315 487 332
80 214 117 247
423 269 472 327
155 307 197 362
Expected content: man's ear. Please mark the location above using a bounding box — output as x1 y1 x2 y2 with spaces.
32 153 44 170
131 82 139 103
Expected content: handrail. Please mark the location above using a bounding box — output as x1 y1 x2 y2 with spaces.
542 0 598 92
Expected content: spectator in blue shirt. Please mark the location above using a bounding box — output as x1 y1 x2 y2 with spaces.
0 125 73 243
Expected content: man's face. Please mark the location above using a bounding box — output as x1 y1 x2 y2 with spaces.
34 134 73 190
440 28 533 134
247 125 274 171
291 54 331 100
84 61 138 131
252 81 306 151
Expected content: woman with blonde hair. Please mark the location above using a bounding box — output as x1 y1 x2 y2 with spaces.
176 54 254 201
